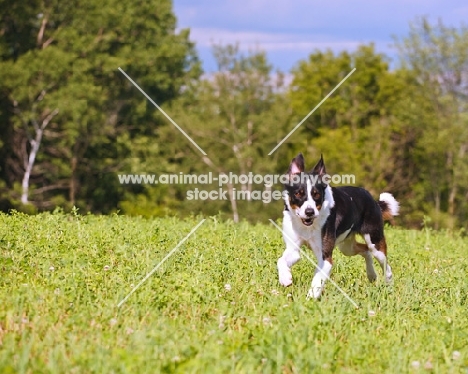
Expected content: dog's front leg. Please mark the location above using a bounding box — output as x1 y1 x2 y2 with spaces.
308 258 332 299
307 233 334 299
277 243 301 287
277 225 302 287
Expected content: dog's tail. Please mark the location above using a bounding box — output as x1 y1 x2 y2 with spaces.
378 192 400 223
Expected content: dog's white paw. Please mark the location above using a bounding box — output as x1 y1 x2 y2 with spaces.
385 268 393 283
382 263 393 283
308 274 324 299
277 258 293 287
278 268 293 287
367 269 377 282
306 286 323 300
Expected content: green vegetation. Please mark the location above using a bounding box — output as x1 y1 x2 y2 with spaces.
1 212 467 372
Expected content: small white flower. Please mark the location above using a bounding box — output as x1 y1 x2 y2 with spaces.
49 266 55 272
433 269 439 274
286 293 292 298
262 317 271 325
411 361 420 369
424 361 433 370
125 327 134 335
452 351 461 360
172 356 180 362
368 310 376 317
224 284 231 291
219 315 226 329
271 289 280 296
54 288 60 295
110 318 118 327
104 265 110 271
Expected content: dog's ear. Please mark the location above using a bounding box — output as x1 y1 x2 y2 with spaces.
311 154 326 176
287 153 305 175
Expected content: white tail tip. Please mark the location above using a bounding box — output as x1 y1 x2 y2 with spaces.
379 192 400 216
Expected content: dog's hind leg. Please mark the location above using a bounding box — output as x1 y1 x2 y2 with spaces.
338 235 377 282
361 250 377 282
364 233 393 282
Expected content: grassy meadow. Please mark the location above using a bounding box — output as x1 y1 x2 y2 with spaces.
0 211 467 373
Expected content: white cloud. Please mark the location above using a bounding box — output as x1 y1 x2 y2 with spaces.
174 0 468 71
187 27 364 51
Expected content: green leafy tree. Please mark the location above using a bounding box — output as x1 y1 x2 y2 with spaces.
125 44 293 222
290 45 388 137
395 18 468 228
179 45 293 222
289 45 396 184
0 0 200 212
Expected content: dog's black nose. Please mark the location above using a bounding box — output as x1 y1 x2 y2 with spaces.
305 207 314 217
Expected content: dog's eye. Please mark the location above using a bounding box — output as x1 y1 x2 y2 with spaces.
295 190 304 198
312 191 321 200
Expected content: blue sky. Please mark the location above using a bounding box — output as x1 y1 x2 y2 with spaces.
173 0 468 72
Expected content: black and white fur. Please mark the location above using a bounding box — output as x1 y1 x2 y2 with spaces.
277 153 399 299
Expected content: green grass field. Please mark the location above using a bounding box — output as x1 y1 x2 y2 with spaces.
0 211 467 373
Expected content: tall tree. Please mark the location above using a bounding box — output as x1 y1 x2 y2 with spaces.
0 0 200 211
395 18 468 228
288 44 440 228
123 44 293 222
289 45 394 184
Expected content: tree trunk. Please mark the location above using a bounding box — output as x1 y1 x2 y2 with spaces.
448 144 467 227
227 183 239 223
434 190 440 230
21 108 59 205
203 155 239 222
21 133 42 204
70 156 77 206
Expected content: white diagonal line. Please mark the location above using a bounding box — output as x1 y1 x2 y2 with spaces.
117 219 206 307
269 219 359 308
118 67 207 156
268 68 356 155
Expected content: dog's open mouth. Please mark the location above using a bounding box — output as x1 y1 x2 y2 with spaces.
301 218 314 226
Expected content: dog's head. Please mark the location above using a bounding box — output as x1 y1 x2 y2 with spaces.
284 153 328 226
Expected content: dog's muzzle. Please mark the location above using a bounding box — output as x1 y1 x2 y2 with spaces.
301 217 314 226
301 208 316 226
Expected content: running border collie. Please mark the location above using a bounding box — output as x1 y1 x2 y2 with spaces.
277 153 399 299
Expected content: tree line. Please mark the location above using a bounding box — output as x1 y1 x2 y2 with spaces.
0 1 467 229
